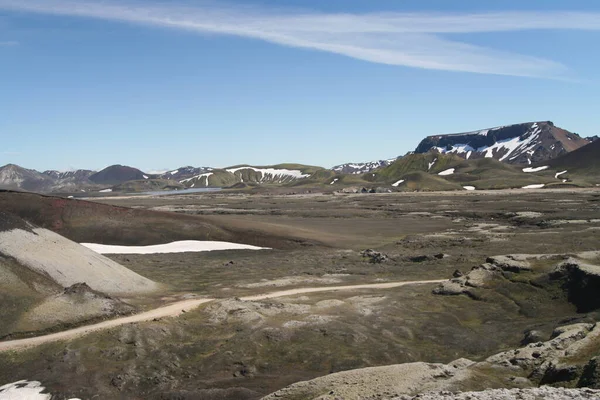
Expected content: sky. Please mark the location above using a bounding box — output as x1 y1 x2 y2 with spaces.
1 0 600 172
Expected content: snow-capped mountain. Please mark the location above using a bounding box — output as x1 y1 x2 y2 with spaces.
43 169 95 182
415 121 589 165
158 166 213 181
331 158 399 175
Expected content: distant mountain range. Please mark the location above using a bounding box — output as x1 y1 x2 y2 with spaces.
1 121 597 193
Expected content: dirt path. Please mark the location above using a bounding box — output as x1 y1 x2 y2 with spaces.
0 280 444 352
0 298 213 353
240 280 445 301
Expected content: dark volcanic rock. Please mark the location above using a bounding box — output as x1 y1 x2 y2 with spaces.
360 249 389 263
579 357 600 388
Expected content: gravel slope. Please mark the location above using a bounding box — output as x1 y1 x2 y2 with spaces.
0 227 158 295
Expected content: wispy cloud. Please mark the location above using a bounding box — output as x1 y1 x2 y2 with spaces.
1 0 599 78
2 151 22 155
0 40 18 46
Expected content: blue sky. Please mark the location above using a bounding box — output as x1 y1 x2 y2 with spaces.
1 0 600 172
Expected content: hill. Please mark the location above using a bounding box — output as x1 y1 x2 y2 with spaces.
546 139 600 175
0 190 323 249
415 121 589 165
89 165 147 185
0 211 156 337
373 153 464 182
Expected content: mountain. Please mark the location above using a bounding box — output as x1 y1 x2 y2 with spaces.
586 135 599 142
415 121 590 165
331 158 399 175
0 164 55 192
88 165 147 185
43 169 95 181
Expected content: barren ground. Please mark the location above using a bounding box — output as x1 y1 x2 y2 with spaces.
0 188 599 399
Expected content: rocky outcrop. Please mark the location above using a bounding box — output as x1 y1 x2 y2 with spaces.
361 249 389 263
432 263 499 297
260 322 600 400
486 255 532 272
550 258 600 312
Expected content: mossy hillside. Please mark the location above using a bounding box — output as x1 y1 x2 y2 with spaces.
393 171 462 191
372 153 464 182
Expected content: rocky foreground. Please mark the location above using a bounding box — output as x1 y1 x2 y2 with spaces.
397 387 600 400
262 251 600 400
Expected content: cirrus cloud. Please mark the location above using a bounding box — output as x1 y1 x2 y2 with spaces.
1 0 599 78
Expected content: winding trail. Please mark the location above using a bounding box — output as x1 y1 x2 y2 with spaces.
0 279 444 353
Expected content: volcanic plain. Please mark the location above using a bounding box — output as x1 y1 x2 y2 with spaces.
0 188 599 399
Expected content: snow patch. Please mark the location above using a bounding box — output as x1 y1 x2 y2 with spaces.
392 179 405 187
522 184 545 189
463 186 476 191
81 241 269 255
330 178 338 185
555 170 567 179
99 189 112 193
143 175 148 179
438 168 455 176
428 158 437 171
523 166 549 173
0 381 52 400
180 172 213 186
169 170 179 175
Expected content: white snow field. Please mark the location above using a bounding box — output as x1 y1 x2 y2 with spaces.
81 241 269 255
0 227 157 295
392 179 405 187
463 186 476 191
